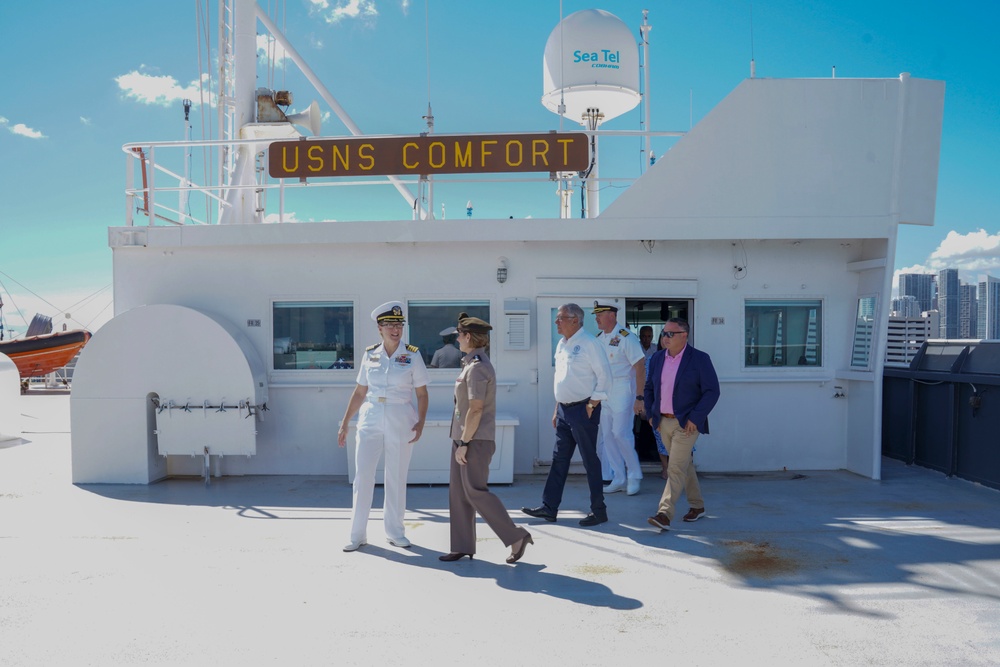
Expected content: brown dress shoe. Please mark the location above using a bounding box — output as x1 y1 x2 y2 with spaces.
683 507 705 522
647 512 670 530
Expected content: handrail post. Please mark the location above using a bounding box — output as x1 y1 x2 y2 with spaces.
125 150 134 227
147 146 156 226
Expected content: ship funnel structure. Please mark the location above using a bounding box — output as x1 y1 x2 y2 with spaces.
542 9 640 126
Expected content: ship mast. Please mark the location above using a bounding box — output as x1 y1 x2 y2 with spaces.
217 0 423 224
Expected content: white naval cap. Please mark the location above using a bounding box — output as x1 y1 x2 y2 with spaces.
371 301 405 323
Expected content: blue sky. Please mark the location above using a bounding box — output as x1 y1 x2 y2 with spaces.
1 0 997 336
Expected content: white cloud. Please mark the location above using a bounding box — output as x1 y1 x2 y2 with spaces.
310 0 379 25
115 68 213 107
0 116 46 139
893 229 1000 296
927 229 1000 275
257 34 291 67
263 211 319 223
80 117 91 126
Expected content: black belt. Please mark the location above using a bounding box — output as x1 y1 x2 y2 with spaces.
559 398 590 408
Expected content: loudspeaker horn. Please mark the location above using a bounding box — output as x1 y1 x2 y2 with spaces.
287 100 321 137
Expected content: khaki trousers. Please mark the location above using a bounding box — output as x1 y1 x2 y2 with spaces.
448 439 528 554
656 417 704 521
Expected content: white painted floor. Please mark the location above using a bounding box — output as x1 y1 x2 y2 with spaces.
3 391 1000 666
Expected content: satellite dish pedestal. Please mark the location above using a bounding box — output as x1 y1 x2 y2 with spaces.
582 108 604 218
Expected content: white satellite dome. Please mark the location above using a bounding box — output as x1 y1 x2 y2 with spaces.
542 9 640 125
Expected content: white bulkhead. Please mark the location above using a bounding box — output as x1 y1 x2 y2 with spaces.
68 1 945 485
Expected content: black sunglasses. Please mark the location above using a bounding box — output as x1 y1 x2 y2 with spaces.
660 330 686 338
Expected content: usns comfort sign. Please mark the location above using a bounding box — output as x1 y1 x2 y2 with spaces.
268 132 589 179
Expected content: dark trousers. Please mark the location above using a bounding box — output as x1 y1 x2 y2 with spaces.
542 402 607 516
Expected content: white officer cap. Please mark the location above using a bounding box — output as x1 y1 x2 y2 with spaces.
371 301 405 323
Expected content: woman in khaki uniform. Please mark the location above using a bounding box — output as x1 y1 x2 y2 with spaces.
439 313 532 564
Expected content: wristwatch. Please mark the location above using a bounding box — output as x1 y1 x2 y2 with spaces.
635 395 643 400
458 441 470 447
587 402 596 409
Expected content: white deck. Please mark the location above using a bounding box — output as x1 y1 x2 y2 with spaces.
6 390 1000 665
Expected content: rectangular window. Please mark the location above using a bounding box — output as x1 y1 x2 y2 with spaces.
408 300 490 367
273 301 354 370
744 299 822 367
851 296 877 369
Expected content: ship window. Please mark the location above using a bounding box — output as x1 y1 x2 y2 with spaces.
273 301 354 370
407 300 490 368
851 296 877 369
744 299 822 367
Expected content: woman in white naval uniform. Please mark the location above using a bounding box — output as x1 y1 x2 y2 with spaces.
338 301 429 552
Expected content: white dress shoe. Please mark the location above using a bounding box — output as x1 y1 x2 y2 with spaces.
386 536 412 548
343 540 367 552
626 478 641 495
605 479 626 494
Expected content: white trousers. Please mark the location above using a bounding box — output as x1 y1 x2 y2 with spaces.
350 401 416 543
598 382 643 482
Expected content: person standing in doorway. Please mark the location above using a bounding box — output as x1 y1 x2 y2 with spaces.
644 318 720 531
593 302 646 496
639 325 655 363
522 303 612 526
338 301 429 551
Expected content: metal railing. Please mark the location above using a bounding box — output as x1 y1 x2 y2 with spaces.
122 128 684 227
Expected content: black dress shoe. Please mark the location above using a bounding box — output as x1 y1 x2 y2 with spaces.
579 513 608 527
521 505 557 522
438 552 473 562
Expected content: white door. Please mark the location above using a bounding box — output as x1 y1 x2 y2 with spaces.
534 297 626 463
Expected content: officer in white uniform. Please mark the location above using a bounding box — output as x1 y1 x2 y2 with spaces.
338 301 429 552
593 301 646 496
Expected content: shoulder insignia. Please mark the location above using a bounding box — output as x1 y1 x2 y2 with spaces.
471 354 482 362
365 342 382 351
406 343 419 353
618 328 631 337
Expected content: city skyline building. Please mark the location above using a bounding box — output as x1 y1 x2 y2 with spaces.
892 295 922 318
899 273 936 314
960 283 978 338
978 275 1000 339
938 269 959 338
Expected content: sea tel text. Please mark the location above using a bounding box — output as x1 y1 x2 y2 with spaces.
267 132 590 179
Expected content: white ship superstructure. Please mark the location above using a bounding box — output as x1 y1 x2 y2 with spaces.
70 1 944 484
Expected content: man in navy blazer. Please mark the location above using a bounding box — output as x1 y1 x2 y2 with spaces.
643 318 720 531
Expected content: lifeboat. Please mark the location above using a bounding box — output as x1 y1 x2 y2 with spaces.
0 312 91 387
0 329 91 380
